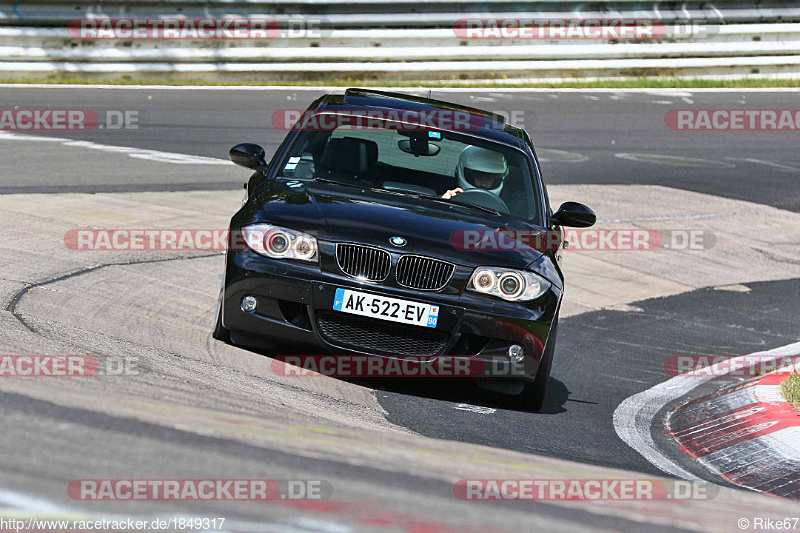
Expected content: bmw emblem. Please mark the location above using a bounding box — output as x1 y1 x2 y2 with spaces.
390 236 407 247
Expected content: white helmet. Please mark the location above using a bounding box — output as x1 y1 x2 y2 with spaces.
456 146 508 195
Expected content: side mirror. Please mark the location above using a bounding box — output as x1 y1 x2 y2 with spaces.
229 143 266 169
551 202 596 228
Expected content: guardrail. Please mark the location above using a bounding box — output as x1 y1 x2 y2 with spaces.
1 1 799 80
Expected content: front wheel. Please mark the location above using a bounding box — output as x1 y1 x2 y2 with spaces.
514 316 558 412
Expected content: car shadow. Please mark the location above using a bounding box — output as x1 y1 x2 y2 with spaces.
247 343 570 414
345 375 570 415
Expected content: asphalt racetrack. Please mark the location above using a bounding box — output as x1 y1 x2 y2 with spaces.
1 86 799 532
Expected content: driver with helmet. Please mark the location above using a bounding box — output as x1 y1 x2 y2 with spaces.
442 145 508 199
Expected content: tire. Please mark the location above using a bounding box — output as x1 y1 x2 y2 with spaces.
212 288 231 343
515 315 558 412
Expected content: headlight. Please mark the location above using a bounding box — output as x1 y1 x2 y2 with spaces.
467 267 550 302
241 224 318 262
472 269 496 293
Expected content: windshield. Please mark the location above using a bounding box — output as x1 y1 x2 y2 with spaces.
274 114 541 221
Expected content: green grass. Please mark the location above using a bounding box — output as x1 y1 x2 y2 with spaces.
2 74 800 88
782 371 800 412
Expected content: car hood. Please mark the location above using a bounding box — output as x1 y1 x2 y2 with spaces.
255 180 545 268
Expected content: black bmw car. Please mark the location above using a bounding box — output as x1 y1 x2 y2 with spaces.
213 88 595 411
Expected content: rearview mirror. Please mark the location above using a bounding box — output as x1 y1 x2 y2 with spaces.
229 143 267 169
551 202 596 228
398 138 440 157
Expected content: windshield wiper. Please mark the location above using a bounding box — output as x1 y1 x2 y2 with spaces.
314 177 363 188
406 191 501 216
376 189 502 216
448 199 502 216
314 179 502 216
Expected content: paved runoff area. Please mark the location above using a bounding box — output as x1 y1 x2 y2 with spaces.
1 87 800 531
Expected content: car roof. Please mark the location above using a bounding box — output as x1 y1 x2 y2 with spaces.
311 88 530 150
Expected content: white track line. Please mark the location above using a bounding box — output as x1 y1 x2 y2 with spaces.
0 485 300 532
1 85 800 93
0 131 230 165
0 486 72 515
613 341 800 481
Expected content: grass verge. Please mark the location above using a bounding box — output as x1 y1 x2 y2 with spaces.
781 371 800 411
2 75 800 88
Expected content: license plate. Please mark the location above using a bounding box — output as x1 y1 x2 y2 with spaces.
332 288 439 328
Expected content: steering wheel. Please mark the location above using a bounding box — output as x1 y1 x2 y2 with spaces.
452 188 509 213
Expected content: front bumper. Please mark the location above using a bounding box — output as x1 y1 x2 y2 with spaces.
221 248 560 381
